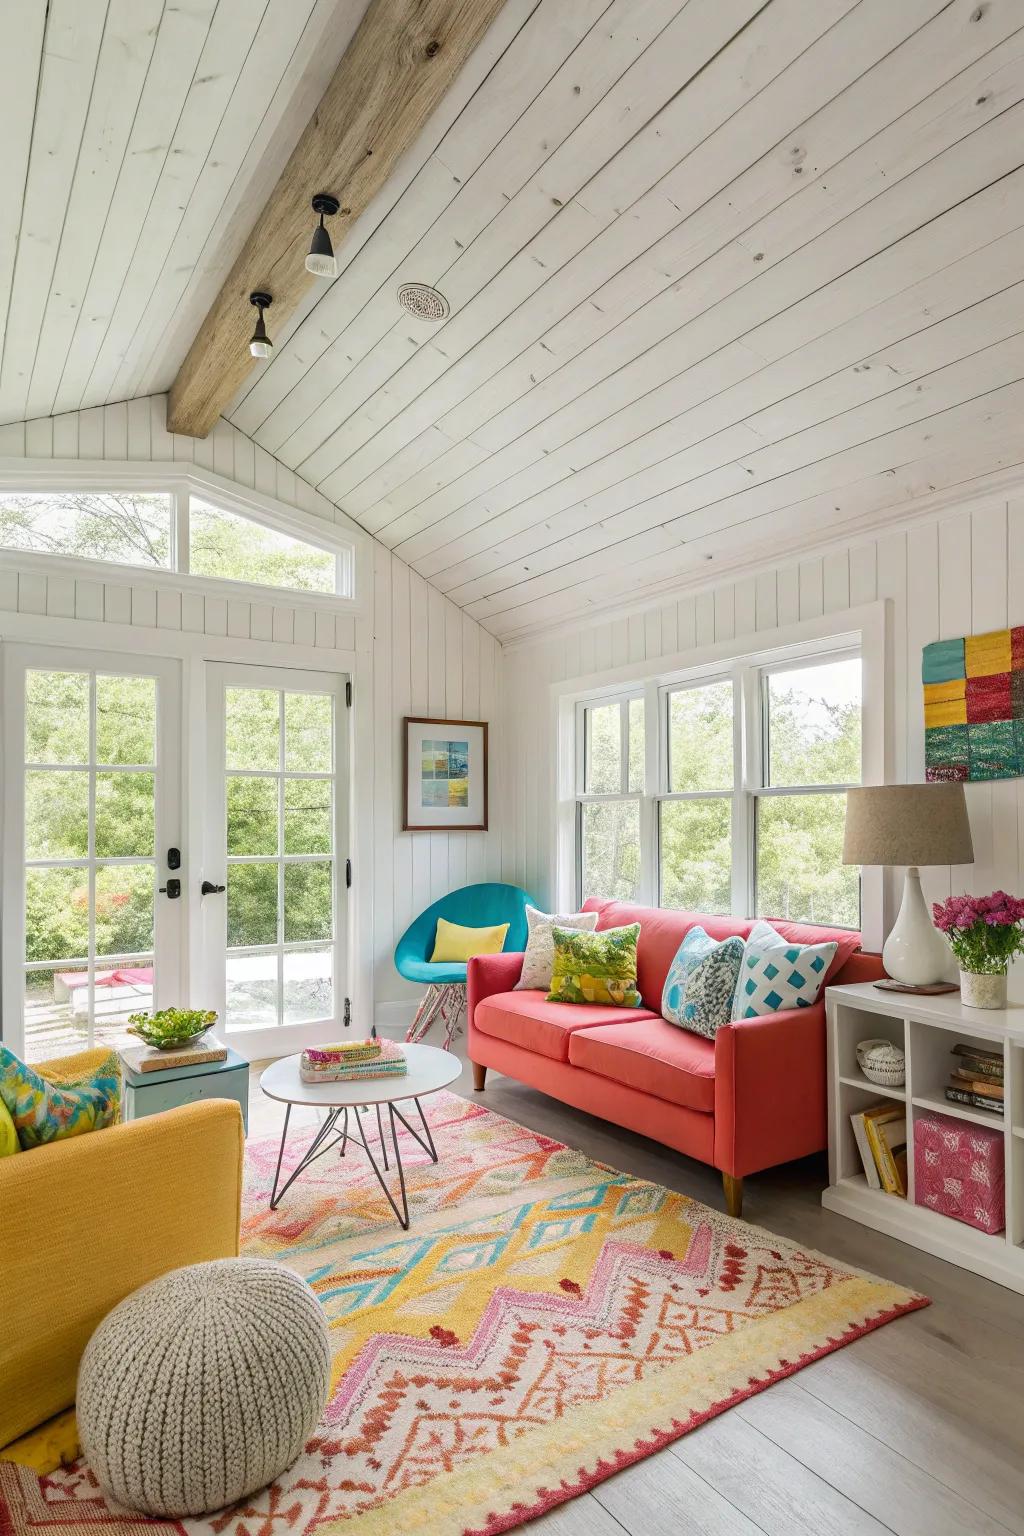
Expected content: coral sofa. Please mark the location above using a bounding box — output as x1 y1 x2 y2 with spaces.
468 899 884 1216
0 1047 244 1469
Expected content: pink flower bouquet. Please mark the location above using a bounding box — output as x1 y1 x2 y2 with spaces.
932 891 1024 975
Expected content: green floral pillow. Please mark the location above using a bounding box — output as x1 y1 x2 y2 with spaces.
0 1046 121 1150
548 923 642 1007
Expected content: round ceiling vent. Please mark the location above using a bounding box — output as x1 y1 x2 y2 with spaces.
397 282 450 321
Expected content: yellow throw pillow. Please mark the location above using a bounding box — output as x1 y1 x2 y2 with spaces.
0 1097 19 1158
431 917 510 964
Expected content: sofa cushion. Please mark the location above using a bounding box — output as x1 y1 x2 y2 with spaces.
474 990 658 1061
568 1017 715 1114
583 899 861 1010
662 927 744 1037
731 920 837 1020
548 923 641 1008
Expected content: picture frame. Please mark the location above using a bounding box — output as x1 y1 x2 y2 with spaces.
403 716 488 831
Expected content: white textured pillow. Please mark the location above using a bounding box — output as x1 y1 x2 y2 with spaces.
514 905 599 990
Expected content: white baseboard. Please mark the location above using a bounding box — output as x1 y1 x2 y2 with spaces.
373 998 417 1039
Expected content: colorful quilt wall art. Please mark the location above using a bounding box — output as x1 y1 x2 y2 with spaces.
923 627 1024 782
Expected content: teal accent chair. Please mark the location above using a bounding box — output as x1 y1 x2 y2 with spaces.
395 883 534 1047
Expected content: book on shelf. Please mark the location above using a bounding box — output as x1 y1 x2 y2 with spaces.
875 1117 908 1197
951 1043 1004 1078
945 1085 1005 1116
850 1109 881 1190
949 1069 1004 1100
850 1102 905 1194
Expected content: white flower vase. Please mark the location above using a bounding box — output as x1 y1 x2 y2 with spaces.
959 970 1007 1010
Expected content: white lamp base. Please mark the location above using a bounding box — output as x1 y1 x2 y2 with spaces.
882 866 950 985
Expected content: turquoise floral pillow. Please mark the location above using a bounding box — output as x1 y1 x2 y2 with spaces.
662 927 745 1039
0 1045 121 1150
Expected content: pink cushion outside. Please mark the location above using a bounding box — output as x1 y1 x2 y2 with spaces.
582 899 861 1012
473 989 658 1062
568 1017 715 1114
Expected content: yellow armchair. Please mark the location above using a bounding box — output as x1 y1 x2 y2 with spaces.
0 1049 244 1465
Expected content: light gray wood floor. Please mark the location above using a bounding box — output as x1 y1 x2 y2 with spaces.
248 1054 1024 1536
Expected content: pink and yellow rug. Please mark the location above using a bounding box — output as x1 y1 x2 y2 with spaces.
5 1091 926 1534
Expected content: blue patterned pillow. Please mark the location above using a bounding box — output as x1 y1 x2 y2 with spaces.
661 927 745 1039
731 920 837 1020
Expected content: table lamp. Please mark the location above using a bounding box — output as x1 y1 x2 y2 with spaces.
843 783 974 986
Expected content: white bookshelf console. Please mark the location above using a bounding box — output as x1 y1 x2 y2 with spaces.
824 981 1024 1294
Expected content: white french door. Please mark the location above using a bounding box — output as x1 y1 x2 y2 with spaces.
2 645 183 1062
202 663 348 1060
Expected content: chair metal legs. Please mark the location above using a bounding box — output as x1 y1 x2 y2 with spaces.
405 982 466 1049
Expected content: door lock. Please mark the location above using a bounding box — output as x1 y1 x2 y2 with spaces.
159 878 181 899
201 880 226 896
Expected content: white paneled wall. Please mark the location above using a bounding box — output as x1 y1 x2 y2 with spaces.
371 542 504 1016
499 493 1024 991
0 396 504 1021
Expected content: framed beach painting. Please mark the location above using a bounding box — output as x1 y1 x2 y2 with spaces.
403 717 488 830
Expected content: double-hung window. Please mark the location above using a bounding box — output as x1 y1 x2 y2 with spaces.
659 679 736 914
575 694 644 904
572 647 863 928
753 654 862 928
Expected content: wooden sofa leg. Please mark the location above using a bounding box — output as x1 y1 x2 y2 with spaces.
472 1062 487 1092
722 1172 743 1219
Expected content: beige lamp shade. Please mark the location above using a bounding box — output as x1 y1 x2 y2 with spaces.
842 783 974 867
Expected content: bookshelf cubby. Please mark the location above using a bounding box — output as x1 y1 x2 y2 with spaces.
824 981 1024 1294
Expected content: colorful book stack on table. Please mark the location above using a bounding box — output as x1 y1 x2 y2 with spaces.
300 1038 408 1084
946 1040 1004 1115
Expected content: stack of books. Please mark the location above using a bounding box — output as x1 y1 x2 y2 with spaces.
299 1038 407 1085
945 1041 1004 1116
850 1102 908 1197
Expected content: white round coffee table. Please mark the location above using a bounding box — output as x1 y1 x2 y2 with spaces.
260 1044 461 1228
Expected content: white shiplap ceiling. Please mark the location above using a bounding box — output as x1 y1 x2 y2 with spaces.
5 0 1024 643
0 0 370 426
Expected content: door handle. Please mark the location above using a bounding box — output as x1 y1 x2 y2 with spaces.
201 880 226 896
159 878 181 899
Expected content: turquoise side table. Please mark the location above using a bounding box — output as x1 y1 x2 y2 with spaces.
121 1047 249 1133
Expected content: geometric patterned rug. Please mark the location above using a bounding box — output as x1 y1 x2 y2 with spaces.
3 1091 928 1535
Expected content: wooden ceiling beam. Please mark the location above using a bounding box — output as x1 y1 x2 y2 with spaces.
167 0 508 439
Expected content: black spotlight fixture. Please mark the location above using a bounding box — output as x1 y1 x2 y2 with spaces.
249 292 273 359
306 193 340 277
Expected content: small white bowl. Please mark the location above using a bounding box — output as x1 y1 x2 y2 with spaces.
856 1038 906 1087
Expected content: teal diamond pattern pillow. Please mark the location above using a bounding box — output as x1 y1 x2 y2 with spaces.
731 920 837 1020
661 927 745 1039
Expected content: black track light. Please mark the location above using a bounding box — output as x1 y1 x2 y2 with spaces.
249 292 273 359
306 194 340 278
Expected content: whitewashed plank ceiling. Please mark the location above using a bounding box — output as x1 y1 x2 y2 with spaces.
0 0 372 426
4 0 1024 643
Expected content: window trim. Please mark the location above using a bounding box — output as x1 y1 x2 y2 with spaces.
557 602 887 948
0 460 366 612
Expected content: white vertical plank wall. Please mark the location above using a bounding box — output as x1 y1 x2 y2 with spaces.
0 395 505 1022
499 495 1024 995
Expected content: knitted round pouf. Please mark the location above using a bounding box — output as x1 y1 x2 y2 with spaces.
77 1258 331 1517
